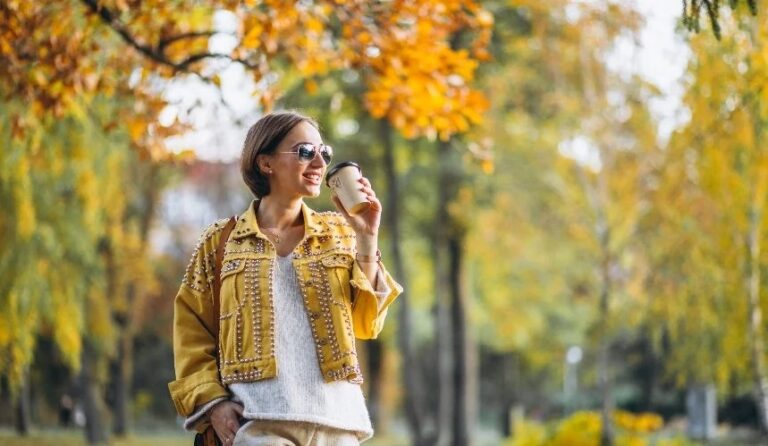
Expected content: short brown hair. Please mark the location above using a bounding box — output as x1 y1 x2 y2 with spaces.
240 111 318 198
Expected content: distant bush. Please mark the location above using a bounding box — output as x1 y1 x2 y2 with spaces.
505 410 669 446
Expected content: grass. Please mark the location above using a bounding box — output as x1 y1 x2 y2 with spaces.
0 429 191 446
0 428 409 446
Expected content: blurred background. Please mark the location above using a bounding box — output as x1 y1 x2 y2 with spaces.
1 0 767 445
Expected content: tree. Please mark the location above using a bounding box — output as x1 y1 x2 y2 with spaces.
643 9 768 432
467 3 657 445
0 98 149 442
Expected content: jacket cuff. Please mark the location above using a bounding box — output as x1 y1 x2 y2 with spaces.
168 369 229 417
353 263 401 312
352 262 401 309
350 261 403 339
184 396 227 432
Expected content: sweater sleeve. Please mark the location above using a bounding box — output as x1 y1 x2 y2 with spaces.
183 396 228 432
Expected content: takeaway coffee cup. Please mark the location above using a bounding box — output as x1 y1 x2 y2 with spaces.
325 161 370 215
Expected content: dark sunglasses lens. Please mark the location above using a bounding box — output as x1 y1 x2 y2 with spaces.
297 144 316 161
321 146 332 164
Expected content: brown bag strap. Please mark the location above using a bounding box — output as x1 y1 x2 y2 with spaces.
194 428 220 446
200 216 236 446
212 216 237 346
204 426 220 446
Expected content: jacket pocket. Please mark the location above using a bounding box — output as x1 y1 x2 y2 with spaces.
319 252 356 355
220 259 245 310
320 253 355 302
320 252 355 269
219 259 246 363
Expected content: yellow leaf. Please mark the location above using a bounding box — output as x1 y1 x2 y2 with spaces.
243 23 263 49
304 79 319 94
129 120 147 141
306 17 324 34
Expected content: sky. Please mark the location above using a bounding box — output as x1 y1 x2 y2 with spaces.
558 0 691 170
617 0 691 143
160 1 691 163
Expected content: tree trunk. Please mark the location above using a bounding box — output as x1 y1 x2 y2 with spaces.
366 339 383 429
103 228 129 437
744 31 768 431
449 236 474 446
82 342 108 445
638 333 657 412
14 368 31 436
379 119 427 445
111 319 130 436
746 205 768 432
112 163 159 436
500 353 520 438
598 339 614 446
434 139 457 446
598 227 614 446
574 145 615 446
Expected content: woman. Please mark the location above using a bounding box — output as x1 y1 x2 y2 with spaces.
168 111 402 446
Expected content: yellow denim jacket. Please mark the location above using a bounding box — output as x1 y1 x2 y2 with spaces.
168 201 402 418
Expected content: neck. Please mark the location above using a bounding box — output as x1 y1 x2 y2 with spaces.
256 194 304 230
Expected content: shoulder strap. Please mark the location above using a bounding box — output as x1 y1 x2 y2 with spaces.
212 216 237 347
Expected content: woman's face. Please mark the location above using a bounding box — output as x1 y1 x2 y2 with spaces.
266 121 328 199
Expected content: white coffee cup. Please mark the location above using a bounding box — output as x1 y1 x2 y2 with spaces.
325 161 370 215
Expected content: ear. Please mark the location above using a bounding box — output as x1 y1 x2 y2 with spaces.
256 154 272 175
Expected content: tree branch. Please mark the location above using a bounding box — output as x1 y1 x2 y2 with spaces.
158 31 218 51
79 0 257 73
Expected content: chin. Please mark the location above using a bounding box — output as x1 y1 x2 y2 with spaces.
303 186 322 198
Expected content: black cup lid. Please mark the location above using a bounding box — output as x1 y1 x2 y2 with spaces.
325 161 361 187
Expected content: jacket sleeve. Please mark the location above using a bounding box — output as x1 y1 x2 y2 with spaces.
349 259 403 340
167 228 229 419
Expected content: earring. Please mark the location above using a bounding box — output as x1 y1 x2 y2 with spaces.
268 169 273 174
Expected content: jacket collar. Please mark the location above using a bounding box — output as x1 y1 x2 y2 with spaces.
231 200 328 240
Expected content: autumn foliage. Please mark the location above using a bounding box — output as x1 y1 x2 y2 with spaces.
0 0 493 397
1 0 491 146
4 0 768 443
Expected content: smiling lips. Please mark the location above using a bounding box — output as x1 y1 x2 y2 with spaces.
303 172 322 185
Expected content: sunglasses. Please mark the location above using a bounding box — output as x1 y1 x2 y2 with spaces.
278 143 333 164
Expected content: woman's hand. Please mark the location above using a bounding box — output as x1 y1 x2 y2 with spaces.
209 400 243 445
331 176 382 243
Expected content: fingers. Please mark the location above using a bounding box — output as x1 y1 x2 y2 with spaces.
214 418 237 444
214 425 236 445
368 195 382 212
217 431 234 445
210 402 243 445
358 177 375 196
359 186 381 213
358 177 378 208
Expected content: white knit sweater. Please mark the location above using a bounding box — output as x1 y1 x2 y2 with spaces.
186 254 383 441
